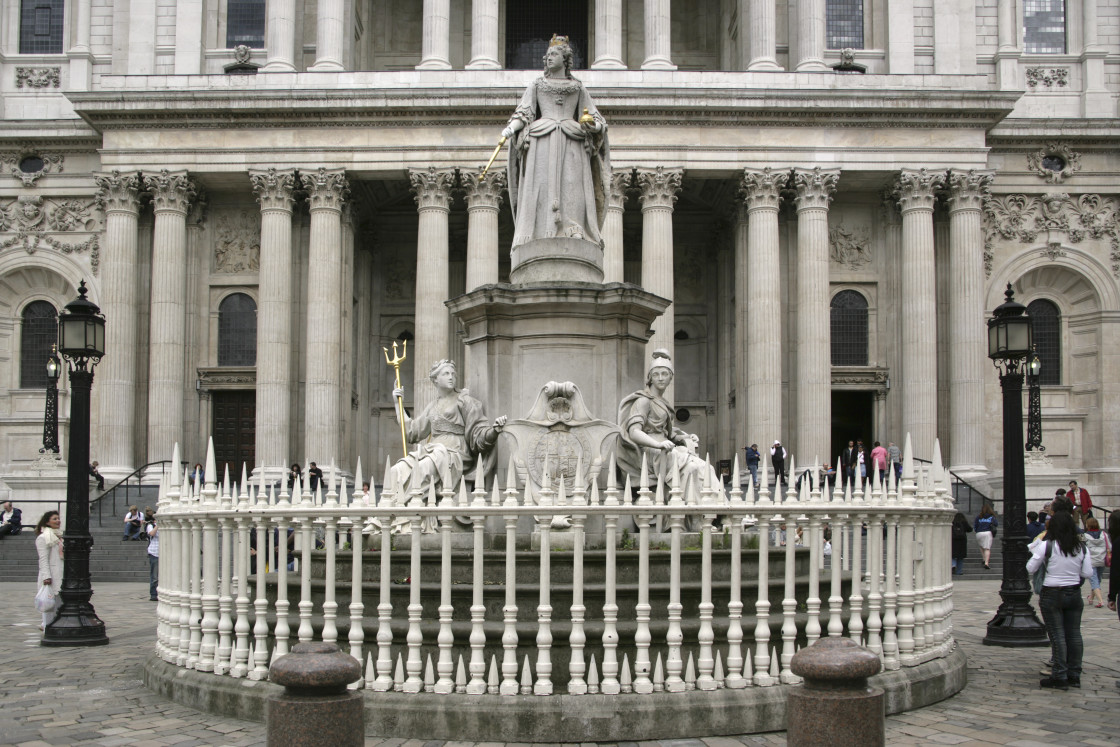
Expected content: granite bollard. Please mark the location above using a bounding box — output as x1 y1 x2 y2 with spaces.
267 642 363 746
786 637 884 747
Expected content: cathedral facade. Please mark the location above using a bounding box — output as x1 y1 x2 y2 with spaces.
1 0 1118 501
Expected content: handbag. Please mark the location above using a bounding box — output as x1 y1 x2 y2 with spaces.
35 584 58 613
1030 541 1052 595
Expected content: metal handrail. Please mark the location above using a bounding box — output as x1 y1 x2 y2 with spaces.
912 457 995 518
93 460 185 526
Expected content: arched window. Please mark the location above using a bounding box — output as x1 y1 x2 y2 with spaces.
830 290 868 366
1028 299 1061 386
218 293 257 366
1024 0 1066 53
19 0 64 54
20 301 58 388
227 0 265 48
505 0 587 70
826 0 865 49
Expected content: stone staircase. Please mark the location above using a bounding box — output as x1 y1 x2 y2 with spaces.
956 529 1005 580
0 517 153 583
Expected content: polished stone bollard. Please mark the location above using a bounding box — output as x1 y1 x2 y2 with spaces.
267 642 363 747
787 637 884 747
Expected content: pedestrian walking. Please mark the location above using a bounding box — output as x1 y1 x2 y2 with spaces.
1027 510 1093 690
146 515 159 601
1083 517 1108 608
744 444 760 487
1107 511 1119 623
974 505 998 569
951 512 972 575
35 510 63 631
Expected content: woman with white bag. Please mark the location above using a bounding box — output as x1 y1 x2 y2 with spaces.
35 510 63 630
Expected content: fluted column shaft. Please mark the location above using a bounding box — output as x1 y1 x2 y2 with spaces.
311 0 345 70
593 0 626 69
895 169 944 460
302 168 349 465
733 205 750 451
793 168 838 465
145 171 196 463
410 169 455 413
94 171 142 475
642 0 676 69
418 0 452 70
462 170 505 290
637 168 683 379
603 171 630 283
795 0 828 70
742 168 787 446
748 0 781 70
946 170 993 472
467 0 500 69
250 169 298 475
263 0 297 71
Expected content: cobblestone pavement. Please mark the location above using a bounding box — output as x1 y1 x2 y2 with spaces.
1 580 1117 746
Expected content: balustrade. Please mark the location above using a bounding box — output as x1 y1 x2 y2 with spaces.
153 435 957 695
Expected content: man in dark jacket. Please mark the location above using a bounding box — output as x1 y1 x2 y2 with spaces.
0 501 22 538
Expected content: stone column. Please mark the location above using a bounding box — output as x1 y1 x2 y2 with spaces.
310 0 345 70
642 0 677 70
603 170 631 284
1081 0 1110 116
144 170 197 464
263 0 297 71
461 170 505 291
467 0 500 69
417 0 452 70
409 168 455 413
893 169 944 460
250 169 298 478
593 0 627 69
741 168 787 447
748 0 781 71
792 168 839 466
994 0 1021 89
795 0 828 71
67 0 93 89
93 171 142 476
636 167 683 374
945 169 992 473
733 203 750 451
301 168 349 467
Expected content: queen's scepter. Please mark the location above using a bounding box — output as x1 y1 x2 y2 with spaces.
383 340 409 458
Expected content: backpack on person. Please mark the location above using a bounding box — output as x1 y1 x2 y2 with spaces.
1030 541 1053 595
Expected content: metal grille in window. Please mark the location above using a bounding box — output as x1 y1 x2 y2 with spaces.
505 0 587 71
20 301 58 389
19 0 64 54
1024 0 1066 54
830 290 868 366
218 293 257 366
227 0 265 49
1028 299 1061 386
826 0 865 49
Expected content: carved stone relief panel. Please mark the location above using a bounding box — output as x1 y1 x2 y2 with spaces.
983 193 1119 276
828 207 873 271
0 194 102 271
212 208 261 274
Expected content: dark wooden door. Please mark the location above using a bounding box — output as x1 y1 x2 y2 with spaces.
212 391 255 485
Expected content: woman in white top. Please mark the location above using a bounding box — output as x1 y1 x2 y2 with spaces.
35 510 64 630
1026 510 1094 690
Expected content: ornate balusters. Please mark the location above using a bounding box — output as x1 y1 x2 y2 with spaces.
321 467 340 645
231 506 252 678
633 455 654 694
348 461 366 681
402 486 427 693
665 459 685 692
177 469 192 666
250 481 271 680
467 464 488 694
568 459 588 695
499 457 520 695
197 444 221 672
273 473 293 657
725 454 747 689
372 458 395 692
297 476 315 644
215 468 234 675
753 452 773 686
600 465 622 695
534 458 555 695
896 437 917 666
696 465 717 691
434 477 456 694
804 471 822 646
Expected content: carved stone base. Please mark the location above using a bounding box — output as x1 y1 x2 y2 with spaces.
509 237 604 284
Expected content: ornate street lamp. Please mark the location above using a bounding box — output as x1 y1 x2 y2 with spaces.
40 345 61 455
42 280 109 647
983 284 1048 647
1025 350 1043 452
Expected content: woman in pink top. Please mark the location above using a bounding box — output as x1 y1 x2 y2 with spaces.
870 441 888 477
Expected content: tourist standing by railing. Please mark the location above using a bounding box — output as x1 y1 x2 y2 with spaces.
1029 510 1093 690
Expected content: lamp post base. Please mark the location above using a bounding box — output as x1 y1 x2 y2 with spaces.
41 605 109 647
983 593 1048 647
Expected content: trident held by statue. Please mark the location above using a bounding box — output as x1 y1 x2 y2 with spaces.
383 340 409 458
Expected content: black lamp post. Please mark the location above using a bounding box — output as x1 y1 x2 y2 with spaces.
42 280 109 647
1026 350 1043 452
40 345 61 455
983 283 1048 647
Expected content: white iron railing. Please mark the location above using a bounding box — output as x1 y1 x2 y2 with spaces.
152 434 957 694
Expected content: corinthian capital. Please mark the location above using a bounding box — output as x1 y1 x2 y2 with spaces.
93 170 142 214
791 167 840 211
740 167 788 211
893 168 945 213
635 166 683 210
460 169 506 210
250 168 298 212
945 169 994 213
144 170 197 215
608 169 632 210
301 167 349 212
409 167 455 211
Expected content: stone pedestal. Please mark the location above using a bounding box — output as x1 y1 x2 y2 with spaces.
448 282 668 454
509 237 604 285
787 637 884 747
267 642 363 747
1 456 69 526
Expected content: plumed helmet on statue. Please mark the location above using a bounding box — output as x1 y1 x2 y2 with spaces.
646 348 674 384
